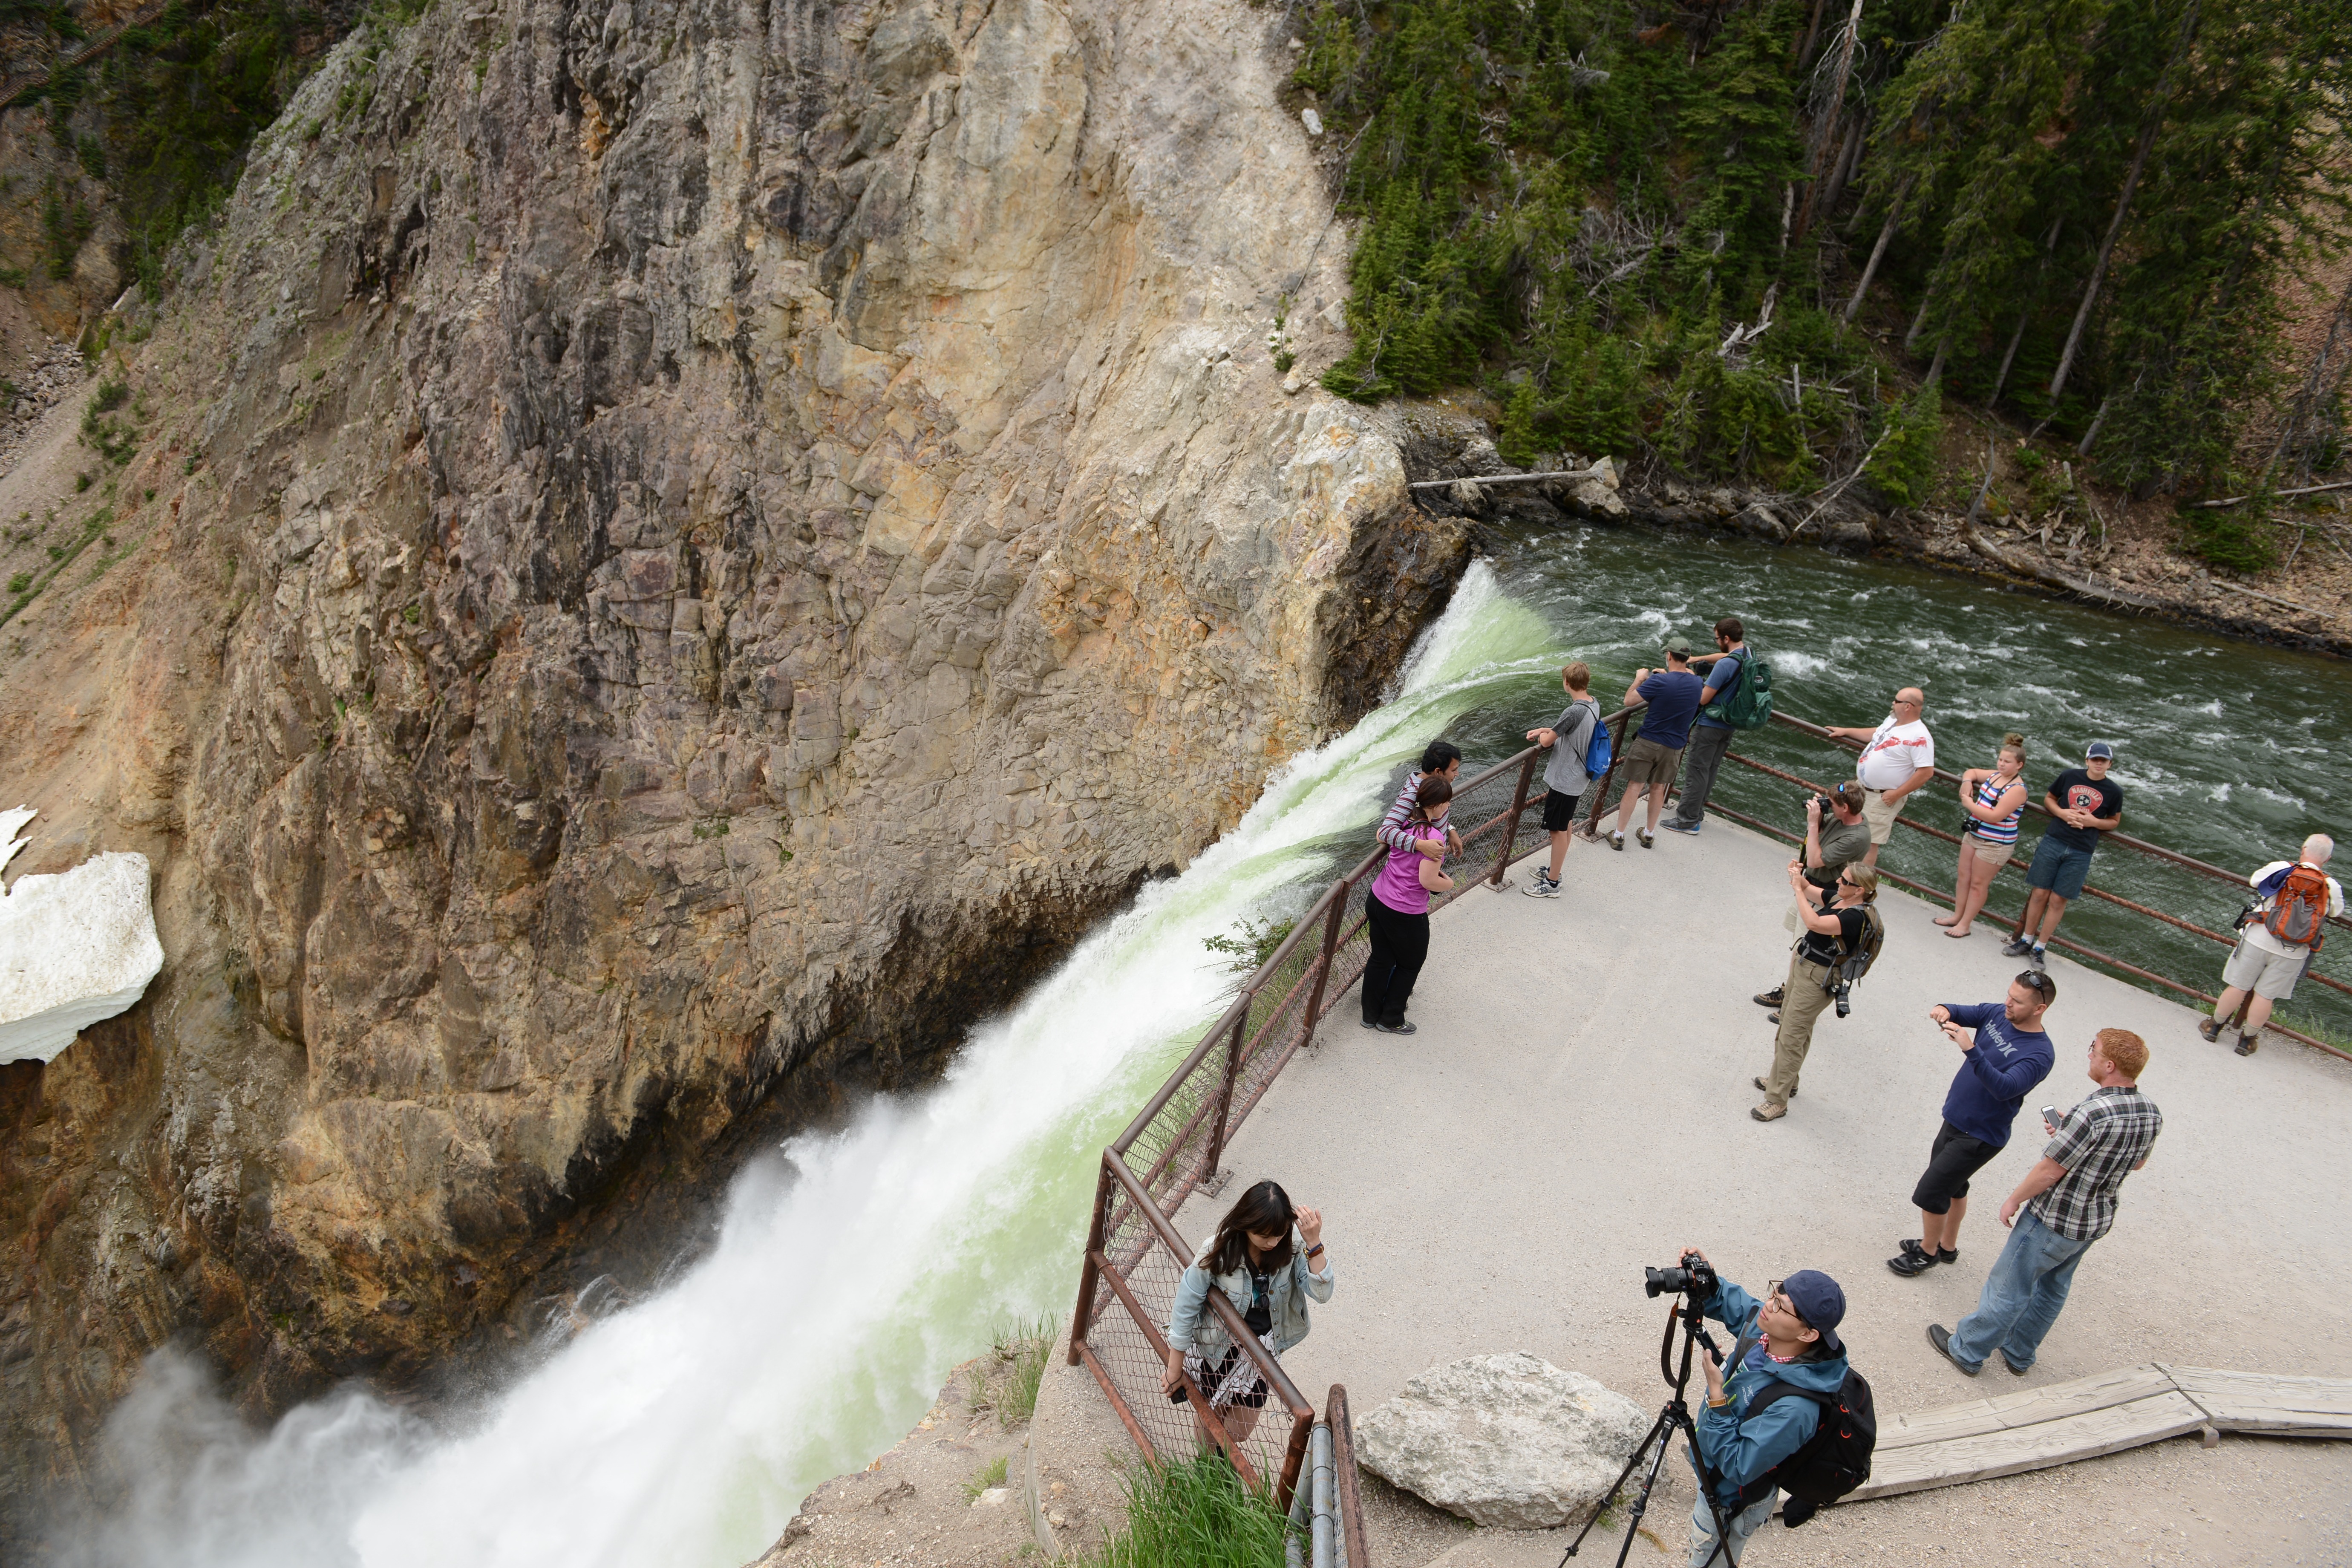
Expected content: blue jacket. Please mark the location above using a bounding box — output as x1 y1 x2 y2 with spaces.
1686 1279 1850 1507
1937 1003 2056 1147
1167 1231 1335 1360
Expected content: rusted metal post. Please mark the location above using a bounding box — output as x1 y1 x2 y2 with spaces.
1276 1404 1314 1515
1581 712 1632 840
1201 1009 1247 1185
1329 1385 1371 1568
1489 751 1539 887
1066 1157 1114 1364
1299 880 1347 1031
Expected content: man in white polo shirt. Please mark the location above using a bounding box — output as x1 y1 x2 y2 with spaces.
1826 688 1934 868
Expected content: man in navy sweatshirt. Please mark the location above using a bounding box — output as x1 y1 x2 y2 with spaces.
1888 971 2058 1278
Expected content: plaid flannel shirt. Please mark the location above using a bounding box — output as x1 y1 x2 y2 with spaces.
2031 1085 2163 1242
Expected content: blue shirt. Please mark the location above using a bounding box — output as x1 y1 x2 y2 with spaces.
1695 650 1745 732
1938 1003 2057 1147
1633 670 1705 750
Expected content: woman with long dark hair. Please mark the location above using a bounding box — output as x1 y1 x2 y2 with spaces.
1160 1179 1333 1449
1360 774 1454 1034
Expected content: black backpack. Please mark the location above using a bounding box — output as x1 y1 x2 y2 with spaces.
1742 1370 1876 1522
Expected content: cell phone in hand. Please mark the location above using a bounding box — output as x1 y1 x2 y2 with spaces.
2039 1105 2061 1133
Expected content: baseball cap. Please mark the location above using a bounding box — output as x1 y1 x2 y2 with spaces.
2086 741 2116 760
1662 640 1692 659
1780 1269 1845 1355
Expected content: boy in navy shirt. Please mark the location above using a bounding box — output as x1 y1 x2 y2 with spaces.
1889 972 2058 1277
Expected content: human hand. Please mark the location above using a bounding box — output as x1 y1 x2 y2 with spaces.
1162 1349 1185 1395
1943 1021 1972 1051
1418 837 1446 859
1998 1195 2021 1228
1634 667 1652 680
1528 727 1557 747
1806 795 1822 821
1928 1005 1951 1024
1297 1206 1323 1249
1701 1344 1726 1401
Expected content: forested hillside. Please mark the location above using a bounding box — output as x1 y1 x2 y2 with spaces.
1293 0 2352 545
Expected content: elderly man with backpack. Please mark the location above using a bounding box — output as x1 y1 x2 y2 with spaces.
2203 834 2342 1056
1675 1251 1872 1565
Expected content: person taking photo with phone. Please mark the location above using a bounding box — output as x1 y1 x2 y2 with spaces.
1163 1181 1333 1452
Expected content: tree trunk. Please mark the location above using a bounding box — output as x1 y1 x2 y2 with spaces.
1818 108 1870 225
2260 279 2352 487
2075 393 2113 456
1923 335 1950 389
1796 0 1831 69
2047 0 2202 404
1989 219 2062 404
1843 177 1912 323
1794 0 1867 242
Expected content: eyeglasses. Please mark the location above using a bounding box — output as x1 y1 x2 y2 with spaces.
1765 1282 1812 1326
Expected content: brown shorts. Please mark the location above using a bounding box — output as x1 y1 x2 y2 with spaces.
1620 736 1683 786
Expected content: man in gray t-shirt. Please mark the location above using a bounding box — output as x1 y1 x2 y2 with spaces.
1522 662 1600 898
1756 784 1873 1007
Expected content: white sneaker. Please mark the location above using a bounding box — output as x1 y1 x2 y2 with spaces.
1523 873 1561 898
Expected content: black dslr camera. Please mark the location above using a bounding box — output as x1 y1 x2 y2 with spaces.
1642 1251 1718 1300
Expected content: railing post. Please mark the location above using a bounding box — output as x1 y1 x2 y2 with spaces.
1066 1157 1114 1364
1202 1009 1246 1184
1581 712 1633 840
1488 751 1539 887
1276 1403 1314 1516
1299 881 1346 1031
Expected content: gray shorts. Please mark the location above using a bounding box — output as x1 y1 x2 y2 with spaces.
2223 939 2310 1001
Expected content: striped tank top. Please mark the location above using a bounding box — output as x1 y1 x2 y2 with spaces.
1972 774 2024 845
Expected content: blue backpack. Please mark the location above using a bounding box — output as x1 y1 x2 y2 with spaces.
1579 703 1611 779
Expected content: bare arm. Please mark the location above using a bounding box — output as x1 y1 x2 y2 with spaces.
1622 669 1652 709
1997 1158 2068 1226
1962 780 2025 824
1787 863 1845 932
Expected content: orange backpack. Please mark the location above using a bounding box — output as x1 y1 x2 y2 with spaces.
2263 865 2332 950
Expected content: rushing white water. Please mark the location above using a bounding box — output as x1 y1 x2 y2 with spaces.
58 562 1552 1568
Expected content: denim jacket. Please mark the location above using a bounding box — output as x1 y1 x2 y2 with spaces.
1166 1231 1335 1359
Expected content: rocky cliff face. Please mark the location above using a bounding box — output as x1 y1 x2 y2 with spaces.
0 0 1462 1527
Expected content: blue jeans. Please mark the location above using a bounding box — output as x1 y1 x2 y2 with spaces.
1686 1487 1775 1567
1947 1210 2093 1372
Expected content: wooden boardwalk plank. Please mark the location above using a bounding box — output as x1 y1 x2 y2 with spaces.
1849 1391 2209 1501
2160 1365 2352 1435
1876 1364 2174 1450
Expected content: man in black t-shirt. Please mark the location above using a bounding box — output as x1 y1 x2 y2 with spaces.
1755 861 1879 1123
2005 743 2125 971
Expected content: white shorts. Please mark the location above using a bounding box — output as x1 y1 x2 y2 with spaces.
2223 939 2310 1001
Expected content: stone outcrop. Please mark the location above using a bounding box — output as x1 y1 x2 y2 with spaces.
0 808 165 1064
0 0 1465 1529
1355 1352 1650 1530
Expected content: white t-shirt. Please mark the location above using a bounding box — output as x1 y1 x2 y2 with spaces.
1856 717 1935 790
2242 859 2346 957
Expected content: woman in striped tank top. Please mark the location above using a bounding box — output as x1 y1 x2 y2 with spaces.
1936 733 2027 938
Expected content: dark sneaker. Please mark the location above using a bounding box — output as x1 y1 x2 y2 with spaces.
1662 820 1701 836
1359 1017 1378 1030
2000 1354 2031 1376
1522 873 1561 899
1637 827 1655 848
1927 1324 1982 1377
1752 1076 1795 1098
1888 1249 1937 1278
1767 1011 1781 1024
1376 1020 1418 1035
1897 1238 1932 1262
1939 1248 1958 1265
2198 1017 2223 1043
2235 1035 2258 1056
1753 988 1784 1008
1608 832 1625 851
2000 937 2034 958
2029 947 2048 971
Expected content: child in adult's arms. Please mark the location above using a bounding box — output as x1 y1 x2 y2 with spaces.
1162 1181 1334 1450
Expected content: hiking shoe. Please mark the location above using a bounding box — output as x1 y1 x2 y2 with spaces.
2000 1353 2031 1376
1608 832 1625 851
1753 988 1784 1008
1523 873 1561 898
2000 937 2034 958
1897 1238 1932 1262
1376 1020 1418 1036
1637 827 1655 849
1752 1076 1796 1098
1662 819 1701 836
1927 1324 1982 1377
2234 1034 2258 1056
2029 946 2048 971
2198 1017 2223 1043
1767 1011 1781 1024
1750 1101 1787 1123
1888 1249 1938 1278
1359 1017 1378 1030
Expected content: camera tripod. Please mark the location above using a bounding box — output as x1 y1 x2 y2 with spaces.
1558 1297 1742 1568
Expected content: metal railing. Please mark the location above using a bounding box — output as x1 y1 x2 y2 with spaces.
1064 693 2349 1544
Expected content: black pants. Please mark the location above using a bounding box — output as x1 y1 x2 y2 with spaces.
1669 724 1734 827
1361 892 1430 1026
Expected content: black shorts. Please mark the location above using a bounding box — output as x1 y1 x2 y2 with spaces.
1165 1343 1271 1409
1911 1121 2002 1214
1542 788 1582 833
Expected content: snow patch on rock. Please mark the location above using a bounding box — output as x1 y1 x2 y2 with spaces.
0 807 164 1064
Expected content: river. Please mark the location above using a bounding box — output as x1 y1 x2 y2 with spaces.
54 529 2350 1567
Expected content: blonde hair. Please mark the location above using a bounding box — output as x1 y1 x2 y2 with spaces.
2095 1028 2147 1079
1842 865 1880 904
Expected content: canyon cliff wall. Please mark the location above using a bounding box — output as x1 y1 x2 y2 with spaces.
0 0 1461 1525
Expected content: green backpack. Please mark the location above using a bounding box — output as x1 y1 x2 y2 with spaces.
1703 650 1775 729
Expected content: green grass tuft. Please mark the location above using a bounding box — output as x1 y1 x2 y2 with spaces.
963 1454 1011 1502
1081 1454 1291 1568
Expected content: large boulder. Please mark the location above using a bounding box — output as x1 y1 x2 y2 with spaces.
0 808 164 1065
1356 1353 1650 1529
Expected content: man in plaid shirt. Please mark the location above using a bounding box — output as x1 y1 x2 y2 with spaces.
1928 1028 2162 1377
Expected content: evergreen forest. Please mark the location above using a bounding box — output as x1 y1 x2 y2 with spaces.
1293 0 2352 518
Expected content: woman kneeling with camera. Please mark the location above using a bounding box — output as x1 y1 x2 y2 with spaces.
1161 1180 1334 1451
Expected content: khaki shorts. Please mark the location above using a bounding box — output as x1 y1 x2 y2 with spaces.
1960 831 2015 871
1620 736 1684 786
1858 784 1904 845
2223 939 2310 1001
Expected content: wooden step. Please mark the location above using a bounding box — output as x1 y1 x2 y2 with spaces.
2162 1364 2352 1437
1853 1389 2208 1500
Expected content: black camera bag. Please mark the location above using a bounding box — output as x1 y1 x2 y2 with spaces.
1741 1369 1876 1520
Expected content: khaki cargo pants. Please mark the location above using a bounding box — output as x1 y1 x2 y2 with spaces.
1764 956 1836 1107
